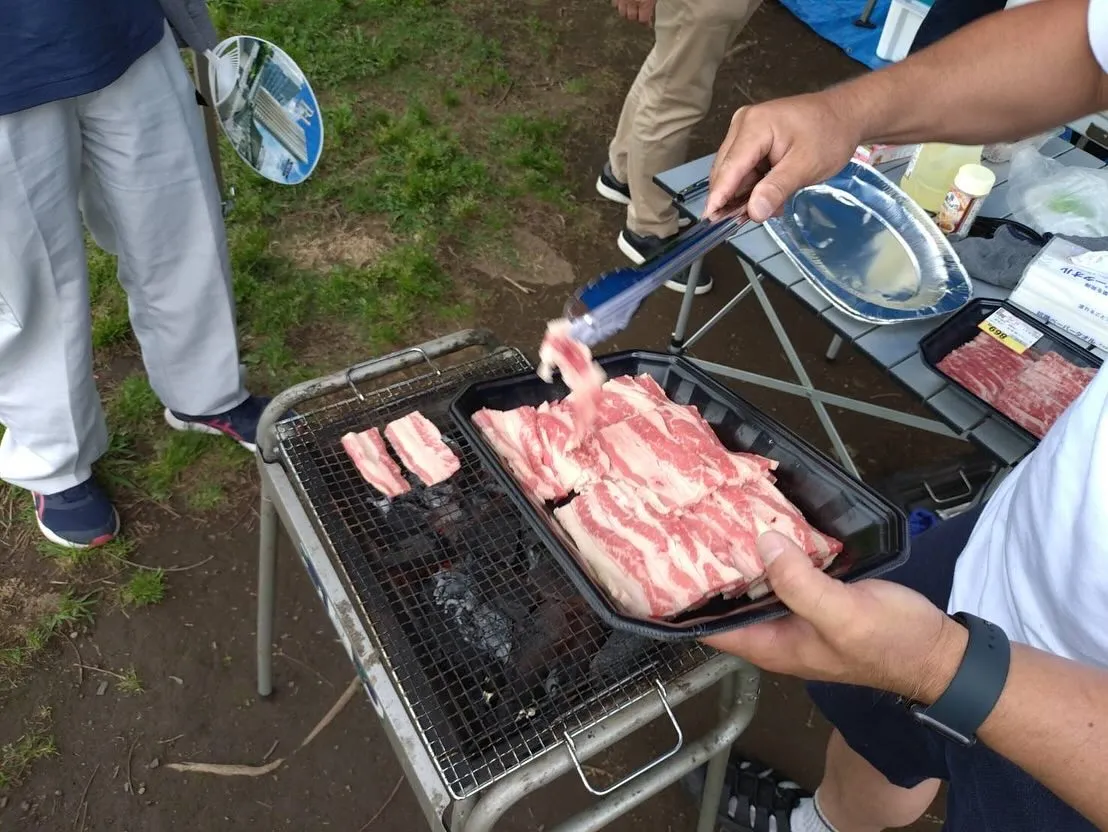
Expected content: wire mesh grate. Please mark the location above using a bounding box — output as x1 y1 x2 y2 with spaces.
275 347 713 798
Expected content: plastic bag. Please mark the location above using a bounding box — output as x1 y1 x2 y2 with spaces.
982 128 1057 164
1007 145 1108 237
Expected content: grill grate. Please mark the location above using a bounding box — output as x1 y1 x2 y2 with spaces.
275 347 713 799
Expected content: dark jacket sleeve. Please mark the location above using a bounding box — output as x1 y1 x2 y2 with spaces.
159 0 220 53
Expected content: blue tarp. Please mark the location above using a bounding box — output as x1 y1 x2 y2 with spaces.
777 0 894 70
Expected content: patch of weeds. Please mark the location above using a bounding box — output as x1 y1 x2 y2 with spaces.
187 482 226 512
115 665 144 695
95 431 144 495
120 569 166 608
1 593 96 680
108 374 161 435
563 76 590 95
36 537 135 572
88 245 131 349
141 433 216 501
0 707 56 791
346 105 493 234
313 243 452 345
489 114 572 203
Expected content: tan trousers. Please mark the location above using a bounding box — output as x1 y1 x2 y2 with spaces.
609 0 762 238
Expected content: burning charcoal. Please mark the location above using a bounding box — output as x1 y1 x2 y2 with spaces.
367 494 427 539
428 501 468 542
525 544 578 602
410 477 459 510
510 601 570 689
374 532 438 568
491 594 534 628
589 631 654 684
458 515 522 577
429 569 513 663
543 656 579 704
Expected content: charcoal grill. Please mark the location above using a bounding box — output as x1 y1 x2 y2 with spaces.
254 330 760 832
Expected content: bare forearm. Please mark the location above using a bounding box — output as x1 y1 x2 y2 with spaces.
830 0 1108 146
913 631 1108 827
976 645 1108 827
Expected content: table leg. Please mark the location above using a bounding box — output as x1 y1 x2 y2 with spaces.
670 257 704 353
741 260 860 477
257 481 278 697
855 0 879 28
825 335 844 361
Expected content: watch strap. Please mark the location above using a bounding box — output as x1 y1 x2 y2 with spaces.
910 611 1011 746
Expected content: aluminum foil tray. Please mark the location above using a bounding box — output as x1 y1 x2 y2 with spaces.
765 160 972 324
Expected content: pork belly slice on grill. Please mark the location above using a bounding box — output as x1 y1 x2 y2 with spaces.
554 480 750 619
341 427 410 498
384 412 461 487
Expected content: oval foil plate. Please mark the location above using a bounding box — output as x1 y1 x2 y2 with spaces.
765 160 971 324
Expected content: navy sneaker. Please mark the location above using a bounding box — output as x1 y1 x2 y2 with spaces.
164 395 270 453
33 479 120 549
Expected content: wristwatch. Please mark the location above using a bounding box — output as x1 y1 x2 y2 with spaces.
908 612 1011 747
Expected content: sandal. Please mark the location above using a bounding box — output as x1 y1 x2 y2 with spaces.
683 755 811 831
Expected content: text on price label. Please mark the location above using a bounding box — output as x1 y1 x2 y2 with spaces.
977 308 1042 354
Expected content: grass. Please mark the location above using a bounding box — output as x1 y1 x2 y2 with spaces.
0 593 97 682
1 0 589 718
45 0 584 515
0 708 56 791
120 569 166 609
115 666 144 696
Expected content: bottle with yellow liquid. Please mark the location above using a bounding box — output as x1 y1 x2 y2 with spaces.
899 143 984 214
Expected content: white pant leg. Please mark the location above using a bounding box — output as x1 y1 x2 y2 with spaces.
0 102 109 493
77 25 246 417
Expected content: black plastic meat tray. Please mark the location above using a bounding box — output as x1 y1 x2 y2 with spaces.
450 350 910 640
919 298 1103 442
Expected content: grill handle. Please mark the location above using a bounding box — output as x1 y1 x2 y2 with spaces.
562 679 684 797
345 346 441 401
256 328 503 462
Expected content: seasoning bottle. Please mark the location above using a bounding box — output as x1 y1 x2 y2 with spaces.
937 164 997 239
900 143 984 213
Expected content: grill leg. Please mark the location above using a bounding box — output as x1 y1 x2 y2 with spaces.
257 483 278 697
695 673 737 832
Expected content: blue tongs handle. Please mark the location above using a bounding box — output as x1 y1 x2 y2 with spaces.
565 210 748 346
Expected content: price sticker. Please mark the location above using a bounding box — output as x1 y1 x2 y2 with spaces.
977 308 1042 354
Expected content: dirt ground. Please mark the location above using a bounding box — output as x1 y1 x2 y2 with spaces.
1 3 969 830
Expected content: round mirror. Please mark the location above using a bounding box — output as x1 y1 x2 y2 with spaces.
207 36 324 185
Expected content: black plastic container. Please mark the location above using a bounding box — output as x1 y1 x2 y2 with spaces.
919 298 1103 441
450 350 910 640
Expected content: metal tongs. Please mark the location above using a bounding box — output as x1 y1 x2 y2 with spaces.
564 206 750 347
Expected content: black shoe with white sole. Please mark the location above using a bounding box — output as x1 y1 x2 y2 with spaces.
664 266 713 295
617 228 714 295
617 226 678 265
596 162 631 205
598 163 692 225
682 757 810 831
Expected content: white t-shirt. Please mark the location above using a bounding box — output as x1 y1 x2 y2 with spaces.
947 0 1108 667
